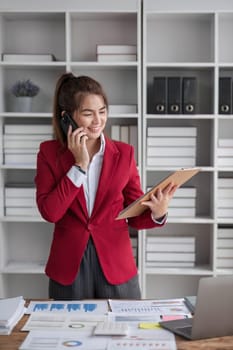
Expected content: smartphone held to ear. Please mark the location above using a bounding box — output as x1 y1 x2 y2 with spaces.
60 112 78 136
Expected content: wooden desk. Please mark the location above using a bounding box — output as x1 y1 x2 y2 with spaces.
1 314 233 350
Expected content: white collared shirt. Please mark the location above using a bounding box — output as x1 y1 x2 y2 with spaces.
67 134 105 216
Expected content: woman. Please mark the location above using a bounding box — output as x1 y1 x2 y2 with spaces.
35 72 176 300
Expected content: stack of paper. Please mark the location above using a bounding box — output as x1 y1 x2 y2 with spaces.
0 296 26 335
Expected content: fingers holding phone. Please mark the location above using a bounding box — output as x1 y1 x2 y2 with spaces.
67 125 89 170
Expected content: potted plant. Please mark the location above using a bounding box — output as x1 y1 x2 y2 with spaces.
10 79 40 112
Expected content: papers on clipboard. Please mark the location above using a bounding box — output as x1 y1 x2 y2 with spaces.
116 167 201 220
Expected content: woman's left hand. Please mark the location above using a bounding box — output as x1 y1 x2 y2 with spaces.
141 182 177 220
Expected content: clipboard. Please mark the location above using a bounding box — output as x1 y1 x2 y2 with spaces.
116 167 201 220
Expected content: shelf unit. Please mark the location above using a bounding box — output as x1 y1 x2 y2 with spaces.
142 0 233 298
1 0 233 300
0 0 141 298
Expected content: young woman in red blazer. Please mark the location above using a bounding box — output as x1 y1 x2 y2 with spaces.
35 73 177 300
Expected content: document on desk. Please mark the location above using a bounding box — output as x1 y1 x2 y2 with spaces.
26 299 108 314
19 328 177 350
109 298 191 320
22 313 107 333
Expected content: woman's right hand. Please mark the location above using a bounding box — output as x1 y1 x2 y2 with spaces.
67 125 89 171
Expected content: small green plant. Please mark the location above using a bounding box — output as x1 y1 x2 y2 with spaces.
10 79 40 97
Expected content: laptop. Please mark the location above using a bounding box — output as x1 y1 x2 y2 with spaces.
159 275 233 340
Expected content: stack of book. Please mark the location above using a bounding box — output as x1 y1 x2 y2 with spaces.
96 44 137 62
0 296 25 335
217 228 233 269
146 236 196 268
3 124 53 166
5 185 39 217
111 124 138 163
168 187 197 217
146 127 197 167
217 138 233 167
217 178 233 218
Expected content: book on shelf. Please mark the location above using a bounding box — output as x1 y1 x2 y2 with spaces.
5 197 35 207
4 148 38 154
218 228 233 238
147 156 196 167
146 243 195 253
218 198 233 207
146 252 195 262
217 148 233 156
0 296 25 335
96 44 137 54
217 249 233 258
169 197 196 207
3 133 52 141
168 207 196 217
217 239 233 248
147 126 197 137
147 146 196 157
217 157 233 167
120 125 129 143
217 188 233 198
116 167 200 220
218 138 233 147
216 258 233 268
146 261 195 268
111 125 120 140
147 136 196 147
129 125 138 163
2 53 56 62
5 186 35 197
4 153 36 165
218 178 233 187
173 187 197 198
97 54 137 62
5 206 39 216
4 124 53 134
217 208 233 218
109 104 137 114
147 236 195 244
3 139 43 148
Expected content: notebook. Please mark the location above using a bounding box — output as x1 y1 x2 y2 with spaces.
116 167 201 220
159 275 233 340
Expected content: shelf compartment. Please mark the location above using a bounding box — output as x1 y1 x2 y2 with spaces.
145 119 215 168
70 13 138 62
0 13 66 62
145 13 214 63
146 67 214 115
2 66 65 113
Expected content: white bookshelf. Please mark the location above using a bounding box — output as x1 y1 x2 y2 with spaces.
142 0 233 299
1 0 233 300
0 0 141 298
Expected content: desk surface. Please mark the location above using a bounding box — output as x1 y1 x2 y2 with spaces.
1 314 233 350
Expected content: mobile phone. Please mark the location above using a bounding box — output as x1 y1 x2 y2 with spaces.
60 112 78 136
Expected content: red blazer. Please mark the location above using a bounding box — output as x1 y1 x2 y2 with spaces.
35 137 163 285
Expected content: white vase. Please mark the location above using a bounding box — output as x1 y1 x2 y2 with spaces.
13 97 32 113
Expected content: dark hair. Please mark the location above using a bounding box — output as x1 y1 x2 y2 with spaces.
52 72 108 145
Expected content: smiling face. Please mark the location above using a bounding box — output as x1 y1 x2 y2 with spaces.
73 94 107 141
